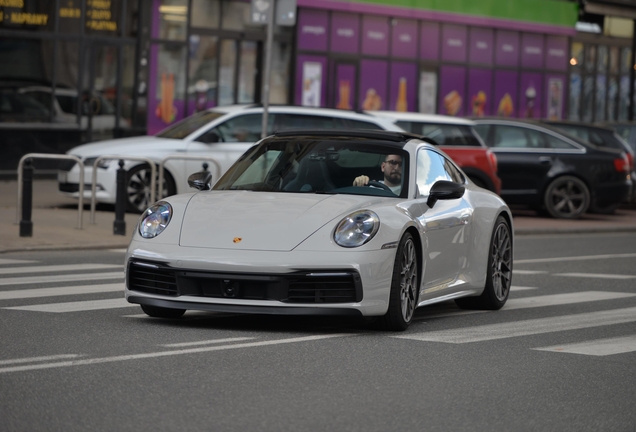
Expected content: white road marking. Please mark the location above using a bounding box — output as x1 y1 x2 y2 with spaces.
513 270 548 275
0 259 37 265
553 273 636 280
504 291 636 310
0 334 355 374
4 298 135 313
510 286 537 291
0 284 123 300
107 249 127 253
0 263 121 275
395 307 636 343
0 354 83 366
515 253 636 264
533 335 636 356
161 337 256 348
0 272 123 286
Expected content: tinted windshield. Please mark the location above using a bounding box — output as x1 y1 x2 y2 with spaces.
396 121 482 146
156 111 224 139
214 138 408 198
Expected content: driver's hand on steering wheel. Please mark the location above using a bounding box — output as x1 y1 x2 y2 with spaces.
353 175 370 187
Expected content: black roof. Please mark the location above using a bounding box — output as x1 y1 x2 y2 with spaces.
272 128 428 143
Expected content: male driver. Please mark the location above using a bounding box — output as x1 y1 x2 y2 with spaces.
353 154 403 195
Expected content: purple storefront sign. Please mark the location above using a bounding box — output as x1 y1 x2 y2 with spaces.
469 28 493 65
295 55 328 107
438 65 466 117
147 44 186 135
495 30 520 67
521 33 545 69
297 9 329 51
468 68 493 117
391 19 417 59
546 36 568 71
362 16 389 56
519 72 543 119
334 64 357 110
389 62 417 112
494 70 518 117
330 13 359 54
546 73 566 120
441 24 467 62
420 22 440 60
359 59 388 110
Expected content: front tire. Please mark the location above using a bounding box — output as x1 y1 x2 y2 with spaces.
380 232 419 331
126 164 176 213
455 215 512 310
141 304 186 319
543 175 590 219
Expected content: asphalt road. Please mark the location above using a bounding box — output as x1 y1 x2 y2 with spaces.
1 233 635 431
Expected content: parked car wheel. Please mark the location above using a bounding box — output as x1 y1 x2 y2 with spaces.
141 304 186 318
126 164 176 213
543 175 590 219
380 232 419 331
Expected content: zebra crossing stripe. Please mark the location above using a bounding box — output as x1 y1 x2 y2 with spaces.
0 272 123 286
395 307 636 344
0 263 121 275
0 284 124 300
4 298 136 313
553 273 636 280
504 291 636 310
533 335 636 356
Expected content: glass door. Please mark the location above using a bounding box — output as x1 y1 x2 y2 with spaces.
84 43 120 142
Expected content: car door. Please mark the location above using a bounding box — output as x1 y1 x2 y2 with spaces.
415 148 473 298
487 124 553 205
184 113 276 188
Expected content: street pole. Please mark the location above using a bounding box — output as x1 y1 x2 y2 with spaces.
261 0 275 139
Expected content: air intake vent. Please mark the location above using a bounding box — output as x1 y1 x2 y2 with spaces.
128 261 178 296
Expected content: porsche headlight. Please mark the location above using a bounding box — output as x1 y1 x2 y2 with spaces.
139 202 172 238
333 210 380 248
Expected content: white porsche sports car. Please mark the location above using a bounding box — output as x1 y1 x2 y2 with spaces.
125 130 513 331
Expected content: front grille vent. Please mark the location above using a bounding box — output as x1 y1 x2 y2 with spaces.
128 261 178 296
287 276 357 303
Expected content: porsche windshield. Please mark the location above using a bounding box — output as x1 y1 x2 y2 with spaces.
213 137 408 198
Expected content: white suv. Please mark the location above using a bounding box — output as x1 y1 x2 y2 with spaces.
58 105 404 212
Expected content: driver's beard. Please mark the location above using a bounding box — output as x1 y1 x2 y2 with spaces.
386 172 401 186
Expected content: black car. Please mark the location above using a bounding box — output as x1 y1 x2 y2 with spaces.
542 120 636 209
473 119 631 219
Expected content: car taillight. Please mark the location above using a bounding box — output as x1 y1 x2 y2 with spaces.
626 152 634 171
487 149 498 172
614 154 630 173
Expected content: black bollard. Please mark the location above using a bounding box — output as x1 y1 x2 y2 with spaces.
19 158 34 237
113 159 126 236
202 162 209 172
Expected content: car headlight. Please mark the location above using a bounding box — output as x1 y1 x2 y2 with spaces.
139 202 172 238
83 157 110 169
333 210 380 248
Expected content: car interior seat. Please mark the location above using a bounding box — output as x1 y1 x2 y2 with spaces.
283 155 336 192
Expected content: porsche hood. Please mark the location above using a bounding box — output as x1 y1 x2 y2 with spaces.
179 191 382 251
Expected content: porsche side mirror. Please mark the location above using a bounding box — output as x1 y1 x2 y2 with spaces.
188 171 213 191
427 180 465 208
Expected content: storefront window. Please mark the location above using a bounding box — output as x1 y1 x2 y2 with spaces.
619 75 630 120
595 74 606 121
157 0 188 40
584 45 596 73
270 41 290 104
0 0 55 32
59 0 82 34
568 73 581 121
221 1 249 31
620 47 632 74
608 76 618 121
121 45 136 128
582 75 594 122
189 35 219 114
609 46 619 75
191 0 219 29
597 45 608 73
218 40 236 106
571 42 583 67
238 41 257 104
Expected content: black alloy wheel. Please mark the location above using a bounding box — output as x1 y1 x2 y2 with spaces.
543 175 590 219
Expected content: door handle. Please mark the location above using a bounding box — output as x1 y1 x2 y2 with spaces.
539 156 552 164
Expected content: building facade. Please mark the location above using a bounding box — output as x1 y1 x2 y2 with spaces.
1 0 634 173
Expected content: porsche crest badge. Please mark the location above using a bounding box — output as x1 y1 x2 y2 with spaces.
233 237 242 243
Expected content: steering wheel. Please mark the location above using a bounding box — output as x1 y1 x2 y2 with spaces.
367 180 392 191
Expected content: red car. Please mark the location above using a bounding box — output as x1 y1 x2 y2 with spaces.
368 111 501 195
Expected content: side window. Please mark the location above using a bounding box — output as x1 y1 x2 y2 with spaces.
494 125 530 148
396 120 418 134
545 134 577 149
343 119 384 130
525 129 547 148
279 114 336 129
443 157 465 183
416 149 452 196
421 124 481 147
202 113 272 143
473 124 491 144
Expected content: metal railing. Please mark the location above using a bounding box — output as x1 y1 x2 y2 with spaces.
158 155 222 200
15 153 85 229
90 155 156 224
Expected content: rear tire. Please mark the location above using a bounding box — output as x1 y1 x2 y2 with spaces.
543 175 589 219
455 215 512 310
379 232 419 331
141 304 186 319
